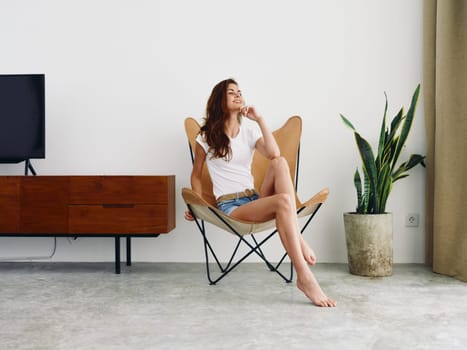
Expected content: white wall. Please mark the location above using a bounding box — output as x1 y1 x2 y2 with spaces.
0 0 426 263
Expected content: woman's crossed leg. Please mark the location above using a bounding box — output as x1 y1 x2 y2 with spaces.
231 157 336 307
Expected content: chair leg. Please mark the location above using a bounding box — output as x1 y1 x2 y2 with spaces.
192 216 223 284
270 251 293 283
196 217 247 285
211 209 295 282
251 234 275 271
298 203 322 234
192 210 292 284
251 233 293 282
187 203 322 285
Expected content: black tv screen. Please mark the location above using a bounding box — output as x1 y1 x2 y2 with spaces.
0 74 45 163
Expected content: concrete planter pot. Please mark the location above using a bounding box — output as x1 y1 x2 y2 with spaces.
343 213 393 277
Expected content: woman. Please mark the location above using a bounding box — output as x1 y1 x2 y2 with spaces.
185 78 336 307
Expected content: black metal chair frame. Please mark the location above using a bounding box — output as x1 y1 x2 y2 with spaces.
186 140 324 285
187 202 322 285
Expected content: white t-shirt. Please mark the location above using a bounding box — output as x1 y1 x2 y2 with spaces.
196 120 262 199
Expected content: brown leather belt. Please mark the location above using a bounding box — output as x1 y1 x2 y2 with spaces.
217 189 258 203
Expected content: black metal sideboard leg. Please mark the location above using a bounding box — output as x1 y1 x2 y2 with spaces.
115 236 121 274
126 237 132 266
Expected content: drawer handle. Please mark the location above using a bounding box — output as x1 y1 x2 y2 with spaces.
102 204 135 208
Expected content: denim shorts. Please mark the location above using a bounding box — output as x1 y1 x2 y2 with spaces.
217 194 259 215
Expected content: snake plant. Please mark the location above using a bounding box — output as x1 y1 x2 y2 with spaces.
340 84 425 214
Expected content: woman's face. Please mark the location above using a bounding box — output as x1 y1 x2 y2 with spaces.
225 83 244 112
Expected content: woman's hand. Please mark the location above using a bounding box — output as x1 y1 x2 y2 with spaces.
184 210 195 221
240 105 263 122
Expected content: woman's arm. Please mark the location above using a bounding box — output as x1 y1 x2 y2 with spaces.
242 106 280 159
185 142 206 221
191 143 206 195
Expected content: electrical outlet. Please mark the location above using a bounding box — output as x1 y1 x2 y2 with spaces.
405 213 420 227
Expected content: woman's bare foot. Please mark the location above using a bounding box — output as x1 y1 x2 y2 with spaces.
297 272 336 307
300 236 316 265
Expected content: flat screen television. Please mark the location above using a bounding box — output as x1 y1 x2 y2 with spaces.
0 74 45 163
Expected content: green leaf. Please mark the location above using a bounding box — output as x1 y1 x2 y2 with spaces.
393 154 425 180
392 84 421 168
354 168 363 213
376 162 391 212
340 114 356 131
404 154 426 170
379 177 393 213
355 132 378 213
377 92 389 170
382 109 404 164
390 108 404 137
393 173 409 182
363 171 370 214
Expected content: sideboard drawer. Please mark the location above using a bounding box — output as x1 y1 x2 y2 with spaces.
0 177 20 233
20 176 69 234
69 176 174 205
68 204 169 234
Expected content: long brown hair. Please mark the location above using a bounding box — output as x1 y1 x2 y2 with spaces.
201 78 239 160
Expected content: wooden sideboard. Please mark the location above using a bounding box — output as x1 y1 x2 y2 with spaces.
0 175 175 273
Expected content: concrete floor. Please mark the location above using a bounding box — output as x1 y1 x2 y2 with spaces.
0 262 466 350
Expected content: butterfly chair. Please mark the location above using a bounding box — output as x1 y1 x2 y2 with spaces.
182 116 329 285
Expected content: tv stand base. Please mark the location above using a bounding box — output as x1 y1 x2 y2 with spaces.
114 235 159 274
24 159 37 176
0 175 175 274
